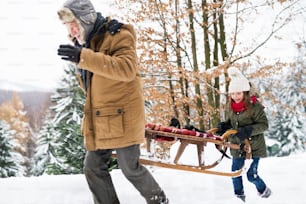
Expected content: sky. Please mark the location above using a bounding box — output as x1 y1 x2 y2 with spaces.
0 0 115 91
0 0 305 91
0 143 305 204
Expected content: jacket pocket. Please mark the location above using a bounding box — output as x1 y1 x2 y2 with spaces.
93 106 124 139
81 111 94 137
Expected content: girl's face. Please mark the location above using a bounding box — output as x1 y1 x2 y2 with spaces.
230 92 244 103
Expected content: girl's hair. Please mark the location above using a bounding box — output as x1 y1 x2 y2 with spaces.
243 92 252 112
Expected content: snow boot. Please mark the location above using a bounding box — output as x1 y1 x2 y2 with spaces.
235 194 246 202
260 187 272 198
160 198 169 204
147 190 169 204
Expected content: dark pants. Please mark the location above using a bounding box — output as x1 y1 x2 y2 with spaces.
231 157 267 195
84 144 165 204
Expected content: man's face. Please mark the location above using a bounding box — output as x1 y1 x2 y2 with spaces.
64 20 83 44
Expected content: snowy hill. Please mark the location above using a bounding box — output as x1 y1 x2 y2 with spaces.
0 145 305 204
0 80 53 92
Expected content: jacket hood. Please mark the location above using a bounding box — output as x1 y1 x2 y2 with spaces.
57 0 97 44
60 0 97 24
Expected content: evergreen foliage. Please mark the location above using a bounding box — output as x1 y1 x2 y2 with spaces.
0 93 33 175
32 65 86 175
265 42 306 156
31 112 60 176
0 120 25 177
46 65 86 174
32 64 119 175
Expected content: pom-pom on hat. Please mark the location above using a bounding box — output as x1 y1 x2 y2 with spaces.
227 67 250 93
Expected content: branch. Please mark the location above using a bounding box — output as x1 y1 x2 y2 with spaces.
231 0 302 64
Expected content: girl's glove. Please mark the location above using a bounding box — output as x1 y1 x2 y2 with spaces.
216 121 232 135
235 126 252 141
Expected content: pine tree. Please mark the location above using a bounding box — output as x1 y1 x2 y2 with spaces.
0 93 33 175
45 65 86 174
32 64 119 175
0 120 25 177
266 42 306 156
31 112 60 176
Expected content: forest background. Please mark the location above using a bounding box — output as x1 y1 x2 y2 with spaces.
0 0 305 177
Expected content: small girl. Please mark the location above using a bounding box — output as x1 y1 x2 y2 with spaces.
217 67 271 202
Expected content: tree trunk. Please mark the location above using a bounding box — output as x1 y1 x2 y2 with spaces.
188 0 205 131
175 0 190 125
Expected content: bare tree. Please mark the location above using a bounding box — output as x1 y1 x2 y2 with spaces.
113 0 304 129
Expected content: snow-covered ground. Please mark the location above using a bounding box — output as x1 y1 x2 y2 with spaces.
0 143 305 204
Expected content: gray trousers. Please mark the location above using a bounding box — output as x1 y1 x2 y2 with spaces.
84 144 165 204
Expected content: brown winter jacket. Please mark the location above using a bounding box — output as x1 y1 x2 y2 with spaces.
77 23 145 151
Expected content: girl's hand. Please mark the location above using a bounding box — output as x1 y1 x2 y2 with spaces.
236 126 252 141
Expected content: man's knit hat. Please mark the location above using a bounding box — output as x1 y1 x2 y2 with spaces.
57 0 97 43
228 67 250 93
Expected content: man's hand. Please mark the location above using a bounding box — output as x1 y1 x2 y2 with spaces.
57 44 82 63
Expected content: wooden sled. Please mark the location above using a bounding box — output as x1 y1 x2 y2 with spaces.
139 124 250 177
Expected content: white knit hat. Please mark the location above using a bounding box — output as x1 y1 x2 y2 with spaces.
228 67 250 93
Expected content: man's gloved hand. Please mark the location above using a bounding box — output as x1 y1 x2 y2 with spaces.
216 121 232 135
235 126 252 141
108 19 123 35
57 44 82 63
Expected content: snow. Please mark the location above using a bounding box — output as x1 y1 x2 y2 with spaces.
0 143 305 204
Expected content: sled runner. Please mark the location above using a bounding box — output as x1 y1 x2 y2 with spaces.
138 124 251 177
